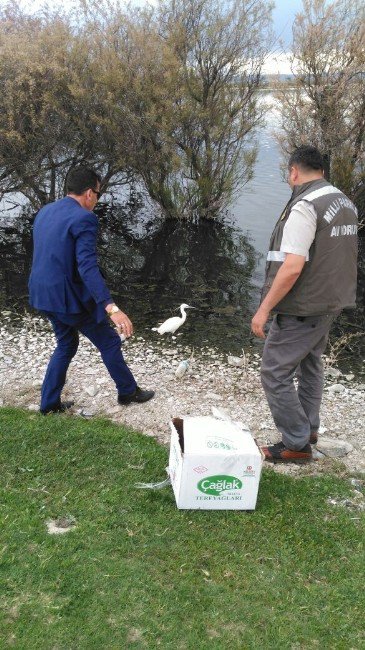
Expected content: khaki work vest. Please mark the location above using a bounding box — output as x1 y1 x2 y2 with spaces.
261 179 358 316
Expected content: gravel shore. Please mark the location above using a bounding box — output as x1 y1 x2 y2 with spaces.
1 311 364 477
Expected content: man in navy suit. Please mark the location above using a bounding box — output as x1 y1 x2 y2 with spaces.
29 166 154 414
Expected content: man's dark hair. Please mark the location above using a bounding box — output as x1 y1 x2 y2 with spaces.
66 167 101 195
288 146 324 172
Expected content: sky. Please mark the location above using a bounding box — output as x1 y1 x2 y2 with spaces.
273 0 304 47
18 0 304 73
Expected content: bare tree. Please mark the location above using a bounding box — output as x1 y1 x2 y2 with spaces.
149 0 274 219
275 0 365 199
0 0 273 218
86 0 274 219
0 7 77 206
0 2 133 208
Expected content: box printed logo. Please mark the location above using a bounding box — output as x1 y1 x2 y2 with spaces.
197 475 243 497
242 465 256 477
207 438 237 451
193 466 208 474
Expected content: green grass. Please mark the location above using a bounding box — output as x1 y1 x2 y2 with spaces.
0 408 364 650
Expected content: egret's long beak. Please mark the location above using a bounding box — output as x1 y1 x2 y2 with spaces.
186 305 197 309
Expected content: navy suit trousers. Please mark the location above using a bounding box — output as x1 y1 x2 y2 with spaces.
41 312 137 412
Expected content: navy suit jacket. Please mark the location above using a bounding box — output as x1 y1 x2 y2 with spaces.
29 196 112 322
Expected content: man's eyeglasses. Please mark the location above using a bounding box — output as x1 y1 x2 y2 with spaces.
90 188 101 200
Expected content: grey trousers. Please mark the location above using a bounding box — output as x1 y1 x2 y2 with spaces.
261 313 337 450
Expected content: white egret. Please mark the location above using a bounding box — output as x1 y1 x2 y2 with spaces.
152 303 196 335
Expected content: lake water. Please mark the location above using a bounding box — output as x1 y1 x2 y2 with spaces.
0 106 363 372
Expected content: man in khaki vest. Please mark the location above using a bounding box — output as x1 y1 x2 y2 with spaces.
251 145 358 463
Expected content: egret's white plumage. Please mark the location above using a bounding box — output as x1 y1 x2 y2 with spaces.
152 303 195 335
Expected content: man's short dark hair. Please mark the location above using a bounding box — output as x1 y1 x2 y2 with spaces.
66 167 101 195
288 146 324 172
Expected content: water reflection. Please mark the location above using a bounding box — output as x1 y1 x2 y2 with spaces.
1 184 363 362
0 208 34 312
97 198 259 350
0 195 259 352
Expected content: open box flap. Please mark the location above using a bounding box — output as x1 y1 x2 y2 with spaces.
181 416 259 456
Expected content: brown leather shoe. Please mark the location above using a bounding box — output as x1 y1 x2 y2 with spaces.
262 441 312 464
310 431 318 445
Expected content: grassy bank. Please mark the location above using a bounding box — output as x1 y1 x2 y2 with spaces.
0 408 364 649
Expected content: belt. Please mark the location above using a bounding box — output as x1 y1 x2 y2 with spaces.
277 314 307 321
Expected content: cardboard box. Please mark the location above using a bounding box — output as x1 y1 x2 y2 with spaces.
168 416 263 510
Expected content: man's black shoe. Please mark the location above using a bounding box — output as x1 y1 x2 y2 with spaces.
40 400 75 415
118 387 155 405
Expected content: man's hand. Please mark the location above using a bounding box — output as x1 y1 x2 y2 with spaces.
251 253 306 339
110 310 134 338
251 306 270 339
